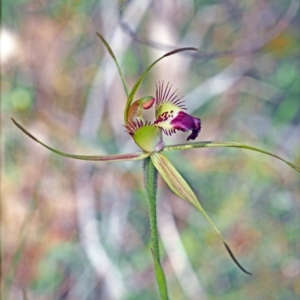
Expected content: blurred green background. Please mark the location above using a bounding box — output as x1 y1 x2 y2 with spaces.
2 0 300 299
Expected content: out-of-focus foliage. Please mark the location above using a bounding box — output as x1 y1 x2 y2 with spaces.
2 0 300 299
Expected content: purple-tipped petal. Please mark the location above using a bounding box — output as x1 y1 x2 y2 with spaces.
170 111 201 140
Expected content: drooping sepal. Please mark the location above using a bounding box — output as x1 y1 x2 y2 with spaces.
150 152 251 275
12 118 150 162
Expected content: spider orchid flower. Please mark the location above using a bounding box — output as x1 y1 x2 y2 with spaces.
12 33 300 281
125 81 201 152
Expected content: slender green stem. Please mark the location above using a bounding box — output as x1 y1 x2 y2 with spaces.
143 157 169 300
144 157 159 257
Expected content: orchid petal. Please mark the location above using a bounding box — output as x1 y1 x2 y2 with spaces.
151 152 251 275
96 32 129 97
124 47 198 123
127 96 155 123
163 141 300 172
12 118 149 162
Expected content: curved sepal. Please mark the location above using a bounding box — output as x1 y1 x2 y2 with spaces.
163 141 300 172
151 152 251 275
12 118 150 162
96 32 129 97
124 47 198 123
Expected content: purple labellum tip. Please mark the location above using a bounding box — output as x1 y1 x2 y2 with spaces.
170 111 201 140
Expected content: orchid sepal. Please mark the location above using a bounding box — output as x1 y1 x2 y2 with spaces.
163 141 300 172
97 32 198 124
124 47 198 123
96 32 129 97
150 152 252 275
11 118 150 162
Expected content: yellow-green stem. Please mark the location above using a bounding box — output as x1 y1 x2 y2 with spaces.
143 157 169 300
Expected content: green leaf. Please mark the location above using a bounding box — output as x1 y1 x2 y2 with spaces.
96 32 129 97
12 118 149 162
124 47 198 123
151 152 251 275
163 141 300 172
151 249 169 300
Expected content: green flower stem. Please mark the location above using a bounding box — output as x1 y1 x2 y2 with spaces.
143 157 169 300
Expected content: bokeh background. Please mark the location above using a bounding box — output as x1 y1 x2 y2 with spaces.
2 0 300 299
